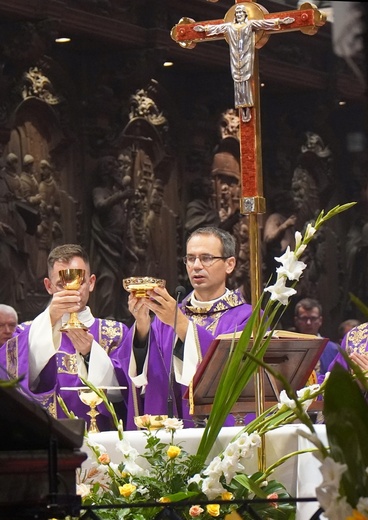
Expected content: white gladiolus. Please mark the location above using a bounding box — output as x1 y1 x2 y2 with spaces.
278 389 297 409
275 247 307 281
264 277 297 305
202 476 226 500
304 223 317 241
319 457 347 489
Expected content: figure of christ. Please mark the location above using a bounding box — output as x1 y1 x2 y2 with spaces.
193 4 294 122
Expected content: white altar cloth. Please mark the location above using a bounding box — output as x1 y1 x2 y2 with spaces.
82 424 327 520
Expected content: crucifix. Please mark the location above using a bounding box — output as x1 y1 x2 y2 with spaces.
171 0 326 467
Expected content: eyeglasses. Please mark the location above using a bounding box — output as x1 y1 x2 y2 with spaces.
183 254 230 267
295 316 320 322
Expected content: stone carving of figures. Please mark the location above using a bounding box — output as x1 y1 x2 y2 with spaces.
90 155 135 320
219 109 240 140
36 159 63 282
0 153 27 305
20 154 42 289
344 181 368 316
194 5 294 122
184 177 220 239
127 191 149 274
289 132 341 333
146 179 165 277
129 86 167 127
20 155 42 206
211 150 240 227
118 152 133 180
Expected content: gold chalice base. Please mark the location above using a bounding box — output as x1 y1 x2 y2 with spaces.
123 277 166 298
60 319 88 332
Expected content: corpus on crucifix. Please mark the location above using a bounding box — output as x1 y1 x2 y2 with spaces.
193 4 294 124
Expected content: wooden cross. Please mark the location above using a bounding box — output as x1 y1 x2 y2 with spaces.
171 1 326 215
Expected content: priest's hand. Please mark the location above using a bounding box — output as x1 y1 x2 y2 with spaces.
350 351 368 374
66 328 94 357
128 294 151 342
49 289 81 326
144 286 189 342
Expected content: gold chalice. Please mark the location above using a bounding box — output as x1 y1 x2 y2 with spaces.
59 268 88 332
78 388 103 433
123 276 166 299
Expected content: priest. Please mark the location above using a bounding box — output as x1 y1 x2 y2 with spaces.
0 244 129 431
120 227 253 429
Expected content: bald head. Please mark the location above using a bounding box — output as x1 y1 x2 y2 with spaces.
0 304 18 345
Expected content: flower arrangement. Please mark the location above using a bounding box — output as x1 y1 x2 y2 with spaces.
60 203 357 520
77 410 298 520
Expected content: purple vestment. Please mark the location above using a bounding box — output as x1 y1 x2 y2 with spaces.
0 316 129 431
327 322 367 372
118 288 253 430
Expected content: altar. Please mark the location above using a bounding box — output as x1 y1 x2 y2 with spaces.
81 424 327 520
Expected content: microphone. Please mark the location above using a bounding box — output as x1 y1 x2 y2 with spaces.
167 285 186 418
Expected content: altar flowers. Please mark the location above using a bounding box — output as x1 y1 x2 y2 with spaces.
62 203 357 519
77 409 297 519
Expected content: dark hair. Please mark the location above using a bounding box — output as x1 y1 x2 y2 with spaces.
338 319 361 339
186 227 236 257
47 244 90 273
294 297 322 316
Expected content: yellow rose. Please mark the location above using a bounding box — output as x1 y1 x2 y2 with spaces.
221 492 233 501
158 497 171 503
206 504 220 517
167 445 181 459
98 453 110 465
119 483 136 497
121 471 129 478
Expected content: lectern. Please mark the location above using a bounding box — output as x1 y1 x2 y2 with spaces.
187 330 327 417
0 384 87 519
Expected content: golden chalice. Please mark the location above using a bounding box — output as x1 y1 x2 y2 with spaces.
123 276 166 299
78 388 103 433
59 268 88 332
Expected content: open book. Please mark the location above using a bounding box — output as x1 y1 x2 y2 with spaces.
185 330 327 416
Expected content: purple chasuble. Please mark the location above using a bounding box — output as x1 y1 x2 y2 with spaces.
0 318 128 431
327 322 368 373
120 288 253 430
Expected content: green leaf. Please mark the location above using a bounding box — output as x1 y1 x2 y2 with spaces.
233 473 269 498
324 364 368 505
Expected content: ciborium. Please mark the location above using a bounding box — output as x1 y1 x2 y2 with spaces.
59 268 88 332
123 276 166 299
